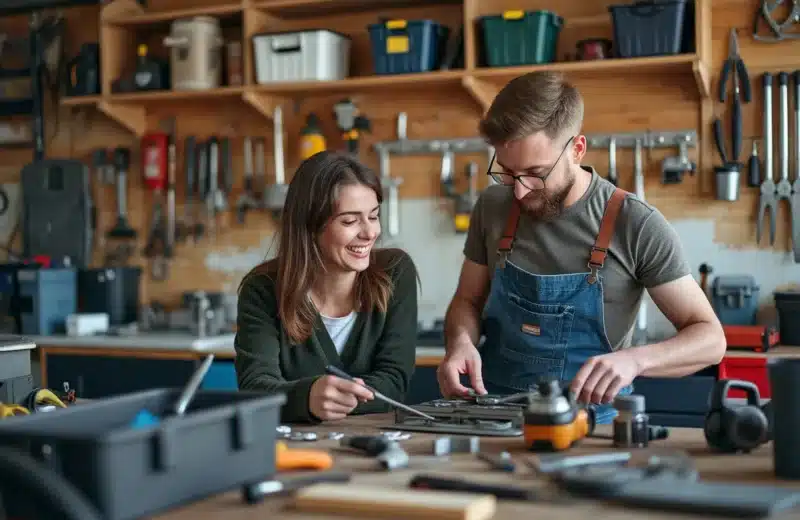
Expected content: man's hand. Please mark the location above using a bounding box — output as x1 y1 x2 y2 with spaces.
309 375 374 421
570 350 642 405
437 342 487 398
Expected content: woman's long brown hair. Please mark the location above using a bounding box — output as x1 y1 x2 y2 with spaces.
240 151 396 344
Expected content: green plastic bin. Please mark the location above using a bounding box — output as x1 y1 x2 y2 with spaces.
480 10 563 67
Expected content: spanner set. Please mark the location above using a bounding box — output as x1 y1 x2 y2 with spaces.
757 70 800 262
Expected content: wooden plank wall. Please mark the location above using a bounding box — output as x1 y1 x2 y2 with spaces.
0 0 797 308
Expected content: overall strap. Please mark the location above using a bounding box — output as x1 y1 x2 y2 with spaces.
497 199 521 266
588 187 628 281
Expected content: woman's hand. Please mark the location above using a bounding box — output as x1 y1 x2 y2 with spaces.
309 375 374 421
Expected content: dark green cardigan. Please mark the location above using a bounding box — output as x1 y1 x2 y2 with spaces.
234 248 418 423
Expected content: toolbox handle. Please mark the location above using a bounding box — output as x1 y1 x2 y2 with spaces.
626 1 670 17
270 34 302 54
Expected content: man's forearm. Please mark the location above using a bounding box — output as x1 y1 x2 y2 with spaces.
630 321 726 378
444 297 482 352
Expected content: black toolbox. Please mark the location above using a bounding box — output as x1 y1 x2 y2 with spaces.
0 388 285 520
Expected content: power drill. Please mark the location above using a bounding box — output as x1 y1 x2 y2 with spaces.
524 379 594 452
333 98 371 156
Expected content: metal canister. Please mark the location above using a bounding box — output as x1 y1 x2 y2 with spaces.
612 394 649 448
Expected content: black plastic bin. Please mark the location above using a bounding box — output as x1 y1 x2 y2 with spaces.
368 19 448 74
775 291 800 346
0 388 285 520
609 0 689 58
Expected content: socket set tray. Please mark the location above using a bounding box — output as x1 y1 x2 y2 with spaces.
385 394 528 437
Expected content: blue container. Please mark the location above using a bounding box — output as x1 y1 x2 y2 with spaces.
16 267 77 335
368 19 446 74
609 0 689 58
711 275 759 326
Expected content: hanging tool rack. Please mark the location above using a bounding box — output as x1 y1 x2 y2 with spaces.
373 132 494 238
585 129 698 150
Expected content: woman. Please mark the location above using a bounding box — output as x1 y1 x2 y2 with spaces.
234 150 419 424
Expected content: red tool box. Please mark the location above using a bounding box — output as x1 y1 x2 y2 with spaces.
723 324 779 353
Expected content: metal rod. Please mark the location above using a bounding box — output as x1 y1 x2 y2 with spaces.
174 354 215 416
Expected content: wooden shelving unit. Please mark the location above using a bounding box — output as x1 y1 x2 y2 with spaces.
62 0 713 136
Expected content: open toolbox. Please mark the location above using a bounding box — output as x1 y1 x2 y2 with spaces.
0 388 285 520
723 324 780 353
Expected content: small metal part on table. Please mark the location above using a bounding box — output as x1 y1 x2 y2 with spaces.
327 432 345 440
477 451 516 472
433 436 480 456
381 431 411 441
288 432 318 442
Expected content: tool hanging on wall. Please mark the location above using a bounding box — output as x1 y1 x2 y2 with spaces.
713 29 751 201
205 136 226 239
607 136 617 186
757 72 778 246
752 0 800 42
747 139 761 188
633 137 647 345
141 131 169 280
181 136 200 243
441 152 478 234
264 106 288 214
776 72 793 252
164 120 177 258
661 135 696 184
333 98 371 156
105 147 136 265
300 113 326 161
236 137 259 223
790 70 800 262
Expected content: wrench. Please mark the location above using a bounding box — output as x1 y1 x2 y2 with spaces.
791 70 800 262
758 72 778 245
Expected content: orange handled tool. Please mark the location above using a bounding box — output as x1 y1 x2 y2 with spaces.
276 441 334 471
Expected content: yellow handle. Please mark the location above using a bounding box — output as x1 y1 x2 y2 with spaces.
502 10 525 20
276 441 334 471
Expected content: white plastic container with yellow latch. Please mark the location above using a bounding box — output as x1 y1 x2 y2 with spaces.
252 29 351 83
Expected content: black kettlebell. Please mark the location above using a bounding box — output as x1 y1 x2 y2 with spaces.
704 379 771 453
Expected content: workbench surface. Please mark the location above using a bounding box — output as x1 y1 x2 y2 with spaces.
153 413 800 520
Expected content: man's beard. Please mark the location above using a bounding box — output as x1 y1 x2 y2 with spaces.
519 169 575 220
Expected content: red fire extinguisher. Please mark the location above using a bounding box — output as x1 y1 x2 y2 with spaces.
141 132 168 191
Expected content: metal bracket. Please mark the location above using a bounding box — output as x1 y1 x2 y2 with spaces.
586 130 697 150
374 137 494 156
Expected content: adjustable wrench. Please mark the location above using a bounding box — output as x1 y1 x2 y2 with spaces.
791 70 800 262
758 72 777 245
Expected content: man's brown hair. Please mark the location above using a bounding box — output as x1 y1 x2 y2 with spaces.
239 151 396 345
479 71 584 145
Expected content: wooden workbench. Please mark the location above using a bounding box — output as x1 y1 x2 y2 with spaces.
153 413 800 520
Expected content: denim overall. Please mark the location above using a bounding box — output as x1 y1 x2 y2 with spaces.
481 188 632 424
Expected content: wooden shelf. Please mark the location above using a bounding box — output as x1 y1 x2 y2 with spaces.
102 2 243 25
60 95 102 107
106 86 246 103
254 0 460 18
250 69 466 95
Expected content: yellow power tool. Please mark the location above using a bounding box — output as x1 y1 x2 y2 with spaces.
523 379 595 452
299 113 326 161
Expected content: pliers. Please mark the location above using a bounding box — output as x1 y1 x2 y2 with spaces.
718 29 752 165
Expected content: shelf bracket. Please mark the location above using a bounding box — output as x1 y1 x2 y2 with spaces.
97 100 147 137
242 90 287 121
461 76 497 114
692 59 711 99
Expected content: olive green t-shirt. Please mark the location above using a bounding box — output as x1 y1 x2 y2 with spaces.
464 166 691 350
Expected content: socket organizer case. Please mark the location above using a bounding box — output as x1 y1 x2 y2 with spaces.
0 388 286 520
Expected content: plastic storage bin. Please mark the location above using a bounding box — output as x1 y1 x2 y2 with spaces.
609 0 689 57
479 10 563 67
368 19 447 74
711 275 759 326
16 267 76 335
253 29 350 83
774 290 800 345
0 388 285 520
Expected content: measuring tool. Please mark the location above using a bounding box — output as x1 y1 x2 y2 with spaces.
324 365 436 422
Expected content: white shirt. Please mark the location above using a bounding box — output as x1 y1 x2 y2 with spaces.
320 311 357 355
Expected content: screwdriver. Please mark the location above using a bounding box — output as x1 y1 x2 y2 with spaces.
324 365 437 422
748 140 761 187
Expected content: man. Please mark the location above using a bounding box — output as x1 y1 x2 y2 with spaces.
438 71 725 424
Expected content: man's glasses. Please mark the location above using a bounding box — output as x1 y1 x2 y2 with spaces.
488 136 575 190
